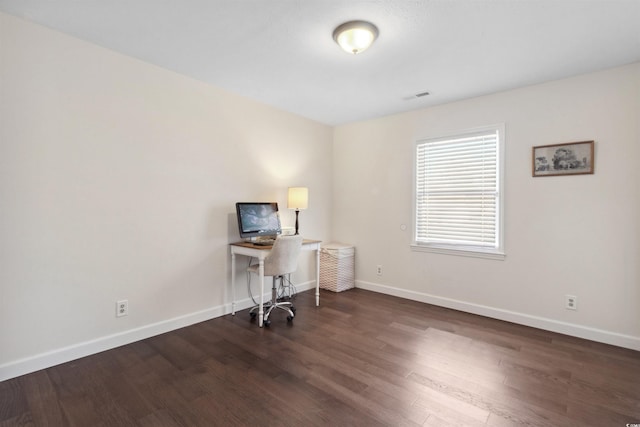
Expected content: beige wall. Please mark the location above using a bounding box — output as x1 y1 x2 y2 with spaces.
333 63 640 348
0 13 333 378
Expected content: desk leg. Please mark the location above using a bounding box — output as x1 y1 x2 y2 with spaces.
315 247 320 306
259 260 265 327
231 252 236 315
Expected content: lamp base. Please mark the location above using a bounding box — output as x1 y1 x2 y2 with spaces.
294 209 300 235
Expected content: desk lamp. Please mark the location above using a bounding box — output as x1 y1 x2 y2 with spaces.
287 187 308 235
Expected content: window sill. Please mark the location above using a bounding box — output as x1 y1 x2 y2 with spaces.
410 243 506 260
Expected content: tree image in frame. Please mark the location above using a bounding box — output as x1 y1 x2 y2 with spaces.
552 148 587 170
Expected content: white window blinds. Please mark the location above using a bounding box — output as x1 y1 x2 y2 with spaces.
415 129 500 249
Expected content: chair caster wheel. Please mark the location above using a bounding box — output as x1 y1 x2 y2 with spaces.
249 312 257 319
263 319 271 327
286 315 294 322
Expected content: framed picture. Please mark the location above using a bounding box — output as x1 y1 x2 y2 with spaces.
532 141 594 177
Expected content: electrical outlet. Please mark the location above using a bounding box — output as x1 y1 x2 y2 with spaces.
116 300 128 317
376 265 383 276
565 295 577 310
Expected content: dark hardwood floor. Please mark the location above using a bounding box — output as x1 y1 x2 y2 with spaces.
2 288 639 426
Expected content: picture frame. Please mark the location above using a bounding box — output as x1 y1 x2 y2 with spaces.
532 141 594 177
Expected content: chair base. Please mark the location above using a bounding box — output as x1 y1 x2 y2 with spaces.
249 276 296 326
249 301 295 326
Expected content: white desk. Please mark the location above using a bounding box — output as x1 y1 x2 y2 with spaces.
230 239 321 327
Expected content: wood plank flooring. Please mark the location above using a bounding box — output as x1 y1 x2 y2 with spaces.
1 288 639 426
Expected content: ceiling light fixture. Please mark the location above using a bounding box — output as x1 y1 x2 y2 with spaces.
332 20 379 55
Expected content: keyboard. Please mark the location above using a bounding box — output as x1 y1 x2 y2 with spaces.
253 239 275 246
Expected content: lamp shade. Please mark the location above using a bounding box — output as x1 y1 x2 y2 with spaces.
287 187 308 210
333 21 379 55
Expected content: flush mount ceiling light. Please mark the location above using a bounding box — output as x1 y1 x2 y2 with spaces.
332 20 379 55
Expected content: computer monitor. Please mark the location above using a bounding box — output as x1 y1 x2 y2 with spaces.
235 202 282 239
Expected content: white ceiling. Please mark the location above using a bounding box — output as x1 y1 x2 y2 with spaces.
1 1 639 126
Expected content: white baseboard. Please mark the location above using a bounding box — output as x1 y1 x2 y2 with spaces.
355 280 640 351
0 281 317 382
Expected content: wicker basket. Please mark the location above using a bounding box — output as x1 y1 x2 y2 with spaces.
319 243 355 292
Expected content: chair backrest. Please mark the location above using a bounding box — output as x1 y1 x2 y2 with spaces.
263 235 304 277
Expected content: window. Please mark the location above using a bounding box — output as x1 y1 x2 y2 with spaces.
412 125 505 260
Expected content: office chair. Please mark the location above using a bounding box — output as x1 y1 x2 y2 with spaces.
248 234 303 326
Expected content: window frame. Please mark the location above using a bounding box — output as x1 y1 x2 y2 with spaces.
411 124 506 260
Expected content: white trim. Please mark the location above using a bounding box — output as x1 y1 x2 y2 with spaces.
355 280 640 351
0 280 316 382
0 306 223 382
410 243 506 260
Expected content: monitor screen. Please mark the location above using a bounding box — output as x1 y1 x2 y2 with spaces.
235 202 282 239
